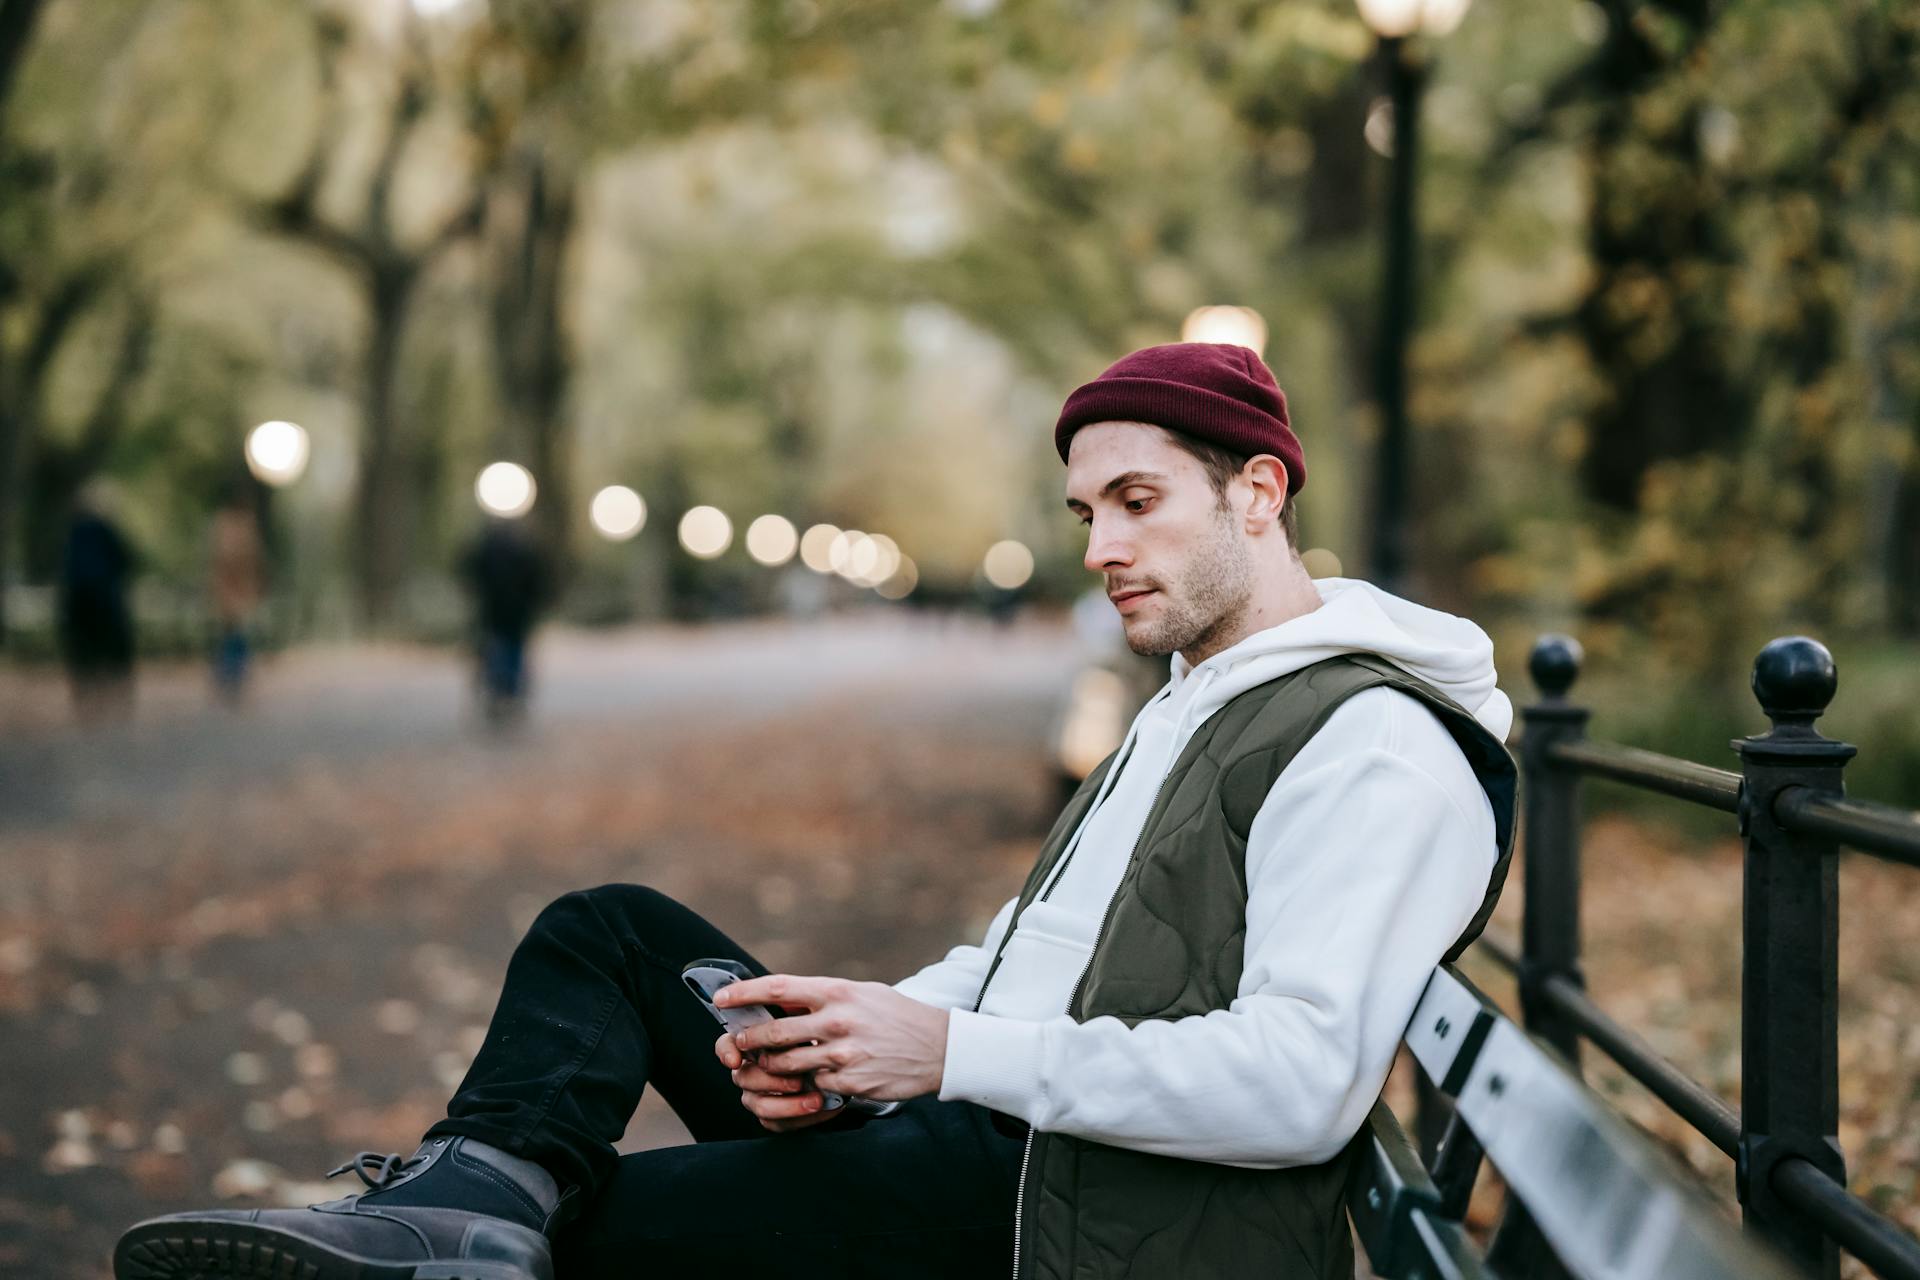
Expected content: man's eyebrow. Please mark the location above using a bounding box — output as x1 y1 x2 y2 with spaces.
1064 470 1170 509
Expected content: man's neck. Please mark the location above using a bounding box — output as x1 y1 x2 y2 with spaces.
1178 557 1323 668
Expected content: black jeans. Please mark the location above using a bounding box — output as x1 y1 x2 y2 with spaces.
427 884 1023 1277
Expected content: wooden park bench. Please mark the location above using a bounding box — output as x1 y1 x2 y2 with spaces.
1348 633 1920 1280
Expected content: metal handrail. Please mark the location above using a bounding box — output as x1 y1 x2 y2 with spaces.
1537 975 1741 1156
1544 738 1742 812
1774 787 1920 869
1773 1158 1920 1280
1472 938 1740 1153
1470 935 1920 1277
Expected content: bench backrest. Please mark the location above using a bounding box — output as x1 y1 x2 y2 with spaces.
1350 966 1798 1280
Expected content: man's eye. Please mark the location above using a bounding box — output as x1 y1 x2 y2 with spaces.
1125 498 1151 513
1078 516 1092 527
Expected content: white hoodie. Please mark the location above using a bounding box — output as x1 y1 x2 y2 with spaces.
893 578 1510 1168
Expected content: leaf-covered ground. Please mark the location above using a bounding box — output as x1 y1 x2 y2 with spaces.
0 619 1912 1277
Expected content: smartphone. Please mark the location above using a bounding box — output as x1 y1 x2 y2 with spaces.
681 958 895 1117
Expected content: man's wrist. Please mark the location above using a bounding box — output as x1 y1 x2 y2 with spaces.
939 1008 1047 1120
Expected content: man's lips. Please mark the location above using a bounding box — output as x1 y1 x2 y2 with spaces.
1109 587 1157 613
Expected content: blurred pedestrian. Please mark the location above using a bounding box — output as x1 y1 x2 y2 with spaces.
57 480 137 722
460 517 550 725
207 491 265 703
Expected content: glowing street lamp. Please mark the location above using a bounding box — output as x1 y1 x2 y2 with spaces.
475 461 536 518
827 529 864 576
590 485 647 541
1181 306 1267 355
982 540 1034 591
799 523 841 574
244 421 310 487
854 534 902 588
1353 0 1472 594
678 506 733 559
1354 0 1471 37
745 514 799 566
875 556 919 601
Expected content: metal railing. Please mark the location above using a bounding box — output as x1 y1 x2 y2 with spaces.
1475 633 1920 1280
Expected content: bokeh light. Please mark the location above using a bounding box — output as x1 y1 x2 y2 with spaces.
1181 306 1267 355
827 529 863 575
1058 667 1128 780
244 420 310 487
1353 0 1473 39
875 555 919 600
1300 547 1344 579
476 461 536 518
857 534 902 587
746 514 799 566
678 505 733 559
1364 98 1396 157
982 539 1034 590
799 523 841 573
590 485 646 541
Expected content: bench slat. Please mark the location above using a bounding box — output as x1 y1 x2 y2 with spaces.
1404 966 1498 1096
1349 1102 1444 1275
1455 1018 1798 1280
1408 1208 1495 1280
1350 1103 1498 1280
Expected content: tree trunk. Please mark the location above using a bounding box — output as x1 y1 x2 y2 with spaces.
488 153 578 588
1573 15 1745 512
0 272 100 639
21 303 151 580
0 0 47 123
1891 417 1920 637
351 263 418 629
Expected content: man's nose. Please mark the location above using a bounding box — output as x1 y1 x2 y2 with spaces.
1084 518 1132 573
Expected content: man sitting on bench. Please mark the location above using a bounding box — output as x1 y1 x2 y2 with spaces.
115 343 1516 1280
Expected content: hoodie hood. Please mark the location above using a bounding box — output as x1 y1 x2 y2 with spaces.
1164 577 1513 741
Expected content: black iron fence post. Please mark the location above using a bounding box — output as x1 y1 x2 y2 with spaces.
1519 634 1591 1065
1736 636 1854 1279
1483 635 1592 1280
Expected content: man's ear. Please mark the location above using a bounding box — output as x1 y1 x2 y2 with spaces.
1240 455 1289 529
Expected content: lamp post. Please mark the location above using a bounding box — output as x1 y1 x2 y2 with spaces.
1355 0 1469 597
1356 0 1469 1158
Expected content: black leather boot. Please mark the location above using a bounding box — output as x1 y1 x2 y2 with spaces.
113 1135 564 1280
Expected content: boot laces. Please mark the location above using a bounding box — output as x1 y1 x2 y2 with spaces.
326 1150 424 1191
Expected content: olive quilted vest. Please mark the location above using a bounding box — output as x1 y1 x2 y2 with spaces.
975 654 1518 1279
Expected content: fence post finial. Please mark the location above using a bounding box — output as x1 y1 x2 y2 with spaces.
1736 634 1853 1279
1528 633 1583 701
1750 636 1837 736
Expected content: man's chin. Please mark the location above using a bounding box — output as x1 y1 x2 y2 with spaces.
1122 622 1177 659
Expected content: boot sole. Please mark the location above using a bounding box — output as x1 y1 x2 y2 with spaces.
114 1219 539 1280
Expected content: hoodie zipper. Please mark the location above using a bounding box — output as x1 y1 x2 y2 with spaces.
1011 760 1180 1280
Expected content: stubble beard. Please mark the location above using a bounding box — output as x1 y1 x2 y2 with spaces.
1122 506 1255 660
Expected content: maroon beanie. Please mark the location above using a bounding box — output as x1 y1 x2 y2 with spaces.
1053 342 1305 496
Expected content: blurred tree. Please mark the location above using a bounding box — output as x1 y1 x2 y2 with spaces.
247 7 484 627
0 0 145 640
466 0 592 590
0 0 1914 673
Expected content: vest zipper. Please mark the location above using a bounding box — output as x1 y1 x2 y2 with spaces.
1011 766 1177 1280
1010 1125 1035 1280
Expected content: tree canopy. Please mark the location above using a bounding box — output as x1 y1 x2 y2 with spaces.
0 0 1912 677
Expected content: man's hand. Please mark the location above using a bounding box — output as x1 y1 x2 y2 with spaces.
712 1031 840 1133
717 975 949 1102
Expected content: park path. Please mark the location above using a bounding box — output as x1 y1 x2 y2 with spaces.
4 616 1914 1278
0 614 1084 1277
